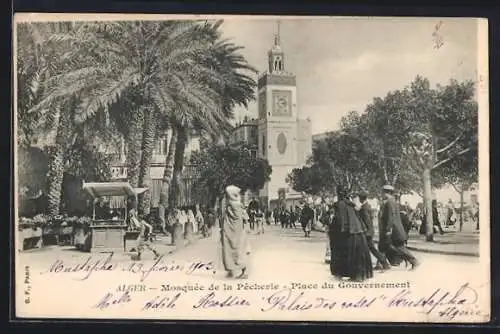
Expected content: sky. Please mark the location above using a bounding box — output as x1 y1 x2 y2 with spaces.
219 17 479 135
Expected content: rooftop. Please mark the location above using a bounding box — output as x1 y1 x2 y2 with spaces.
233 117 258 129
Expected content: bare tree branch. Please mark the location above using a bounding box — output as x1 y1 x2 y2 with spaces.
450 182 461 194
383 160 389 183
432 147 472 169
436 134 463 154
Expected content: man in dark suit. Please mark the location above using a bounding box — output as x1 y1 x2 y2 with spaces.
247 197 260 230
379 185 420 270
300 203 314 237
357 191 391 271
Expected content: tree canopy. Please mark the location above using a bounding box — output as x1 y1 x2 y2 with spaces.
190 144 272 207
288 76 478 201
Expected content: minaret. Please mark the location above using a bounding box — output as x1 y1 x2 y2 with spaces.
268 20 285 74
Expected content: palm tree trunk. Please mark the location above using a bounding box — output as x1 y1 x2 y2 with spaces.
169 126 188 208
126 109 144 188
46 109 71 216
158 126 178 227
138 107 157 215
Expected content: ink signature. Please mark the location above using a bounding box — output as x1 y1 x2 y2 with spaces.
386 282 480 320
432 20 445 49
44 252 117 280
141 292 182 311
43 253 215 282
92 291 132 310
193 291 251 309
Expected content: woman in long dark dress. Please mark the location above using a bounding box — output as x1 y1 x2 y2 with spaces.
329 187 373 282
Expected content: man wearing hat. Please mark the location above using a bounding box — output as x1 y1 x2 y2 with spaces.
357 190 391 271
379 185 420 270
300 201 314 237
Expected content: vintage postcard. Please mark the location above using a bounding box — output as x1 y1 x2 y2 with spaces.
13 14 489 323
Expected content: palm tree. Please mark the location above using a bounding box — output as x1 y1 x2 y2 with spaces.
26 20 224 215
16 22 90 215
24 20 257 220
157 24 258 220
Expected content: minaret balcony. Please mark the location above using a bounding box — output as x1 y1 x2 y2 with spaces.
258 72 296 88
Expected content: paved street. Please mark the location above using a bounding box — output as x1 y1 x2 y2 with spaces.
18 224 481 284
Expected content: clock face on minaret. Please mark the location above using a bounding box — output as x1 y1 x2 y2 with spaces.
272 90 292 116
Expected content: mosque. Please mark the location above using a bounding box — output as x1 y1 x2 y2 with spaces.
230 22 313 208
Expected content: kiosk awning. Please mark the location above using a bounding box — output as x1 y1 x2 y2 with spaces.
83 182 136 198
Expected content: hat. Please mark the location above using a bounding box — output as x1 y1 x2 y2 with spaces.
382 185 395 192
358 190 369 198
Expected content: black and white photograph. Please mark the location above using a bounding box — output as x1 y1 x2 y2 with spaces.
13 14 489 322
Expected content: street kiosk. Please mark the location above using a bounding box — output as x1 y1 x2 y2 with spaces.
80 181 137 253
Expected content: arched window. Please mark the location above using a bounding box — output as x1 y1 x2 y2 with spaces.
274 56 283 72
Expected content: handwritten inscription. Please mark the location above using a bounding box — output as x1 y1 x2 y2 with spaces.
124 255 215 282
142 293 182 311
43 254 215 282
193 292 251 309
93 291 132 310
386 283 479 320
45 252 116 280
432 20 444 49
261 289 376 312
85 281 482 320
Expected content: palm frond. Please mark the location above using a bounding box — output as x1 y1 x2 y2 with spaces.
74 67 141 123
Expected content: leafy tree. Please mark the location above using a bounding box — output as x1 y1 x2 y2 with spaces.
288 76 477 243
287 165 329 197
403 77 477 241
434 123 478 231
190 144 272 209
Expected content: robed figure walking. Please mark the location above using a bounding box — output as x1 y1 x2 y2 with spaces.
329 186 373 282
219 185 249 279
356 191 391 271
379 185 419 269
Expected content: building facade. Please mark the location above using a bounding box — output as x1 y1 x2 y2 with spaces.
256 25 312 206
228 117 259 158
109 128 201 208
